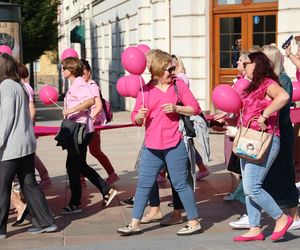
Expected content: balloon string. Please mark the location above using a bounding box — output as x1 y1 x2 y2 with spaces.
139 76 146 126
139 76 145 107
49 98 63 110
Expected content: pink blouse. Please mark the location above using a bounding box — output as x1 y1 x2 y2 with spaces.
64 76 94 133
131 79 201 150
23 82 34 102
241 78 280 136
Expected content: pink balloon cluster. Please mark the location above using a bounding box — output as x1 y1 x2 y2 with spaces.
0 45 13 56
39 85 58 105
117 44 150 98
212 84 242 113
116 75 145 98
61 48 79 61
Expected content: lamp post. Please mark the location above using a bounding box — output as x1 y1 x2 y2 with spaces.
0 1 22 62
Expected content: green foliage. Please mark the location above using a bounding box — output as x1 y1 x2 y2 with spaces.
11 0 60 64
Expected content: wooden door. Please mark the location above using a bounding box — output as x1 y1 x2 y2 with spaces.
213 11 277 89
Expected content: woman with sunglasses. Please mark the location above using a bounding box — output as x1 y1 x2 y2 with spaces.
232 52 292 242
117 51 201 236
60 57 117 214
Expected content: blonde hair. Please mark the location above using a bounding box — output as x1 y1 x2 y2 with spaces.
239 51 250 62
249 46 262 53
146 49 163 69
149 51 172 79
171 54 186 74
262 44 285 76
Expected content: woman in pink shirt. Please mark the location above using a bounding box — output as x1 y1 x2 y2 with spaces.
80 59 119 185
117 51 201 236
232 52 292 242
60 57 117 214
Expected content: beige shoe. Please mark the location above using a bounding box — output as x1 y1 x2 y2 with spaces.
141 211 163 224
177 223 202 236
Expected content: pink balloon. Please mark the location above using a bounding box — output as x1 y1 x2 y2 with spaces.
121 46 147 75
61 48 79 61
292 81 300 102
136 44 151 55
233 78 250 95
296 70 300 83
0 45 12 56
116 77 127 96
212 84 242 113
124 75 145 98
116 75 145 98
39 85 58 105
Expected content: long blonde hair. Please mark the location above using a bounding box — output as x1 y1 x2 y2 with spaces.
262 44 285 76
171 54 186 74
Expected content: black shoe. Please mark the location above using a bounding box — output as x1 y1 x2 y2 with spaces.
120 197 134 206
12 207 29 227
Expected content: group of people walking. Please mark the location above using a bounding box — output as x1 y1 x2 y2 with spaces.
0 41 300 243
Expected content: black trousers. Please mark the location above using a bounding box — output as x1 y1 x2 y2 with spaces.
0 153 55 234
66 132 110 206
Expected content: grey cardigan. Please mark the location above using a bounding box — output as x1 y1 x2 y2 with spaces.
0 79 36 161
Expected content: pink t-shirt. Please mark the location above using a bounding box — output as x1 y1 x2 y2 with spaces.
176 73 189 87
23 82 34 102
131 79 201 150
240 78 280 136
87 80 100 113
64 76 94 133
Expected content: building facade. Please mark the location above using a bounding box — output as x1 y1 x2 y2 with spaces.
58 0 300 112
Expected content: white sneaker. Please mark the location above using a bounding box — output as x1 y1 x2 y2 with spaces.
229 214 250 229
288 219 300 231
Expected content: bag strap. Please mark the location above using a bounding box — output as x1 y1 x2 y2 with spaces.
173 79 183 105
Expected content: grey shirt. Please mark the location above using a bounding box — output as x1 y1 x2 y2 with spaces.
0 79 36 161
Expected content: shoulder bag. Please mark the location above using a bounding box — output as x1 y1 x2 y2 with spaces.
173 81 196 137
232 117 274 164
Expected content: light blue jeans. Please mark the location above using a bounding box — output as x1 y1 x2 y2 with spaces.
132 140 198 220
241 136 283 227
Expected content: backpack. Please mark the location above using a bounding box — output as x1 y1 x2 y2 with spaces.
100 92 113 124
91 82 113 124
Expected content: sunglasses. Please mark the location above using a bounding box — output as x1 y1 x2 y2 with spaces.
243 62 251 68
165 66 176 74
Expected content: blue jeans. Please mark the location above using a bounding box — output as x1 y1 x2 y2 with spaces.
241 136 283 227
132 140 198 220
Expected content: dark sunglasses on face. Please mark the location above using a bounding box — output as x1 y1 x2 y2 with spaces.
165 66 176 74
243 62 251 68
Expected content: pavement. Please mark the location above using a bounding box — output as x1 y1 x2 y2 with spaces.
1 110 300 250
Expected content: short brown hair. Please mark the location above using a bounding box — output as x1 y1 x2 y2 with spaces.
149 51 172 79
62 57 83 77
18 63 29 79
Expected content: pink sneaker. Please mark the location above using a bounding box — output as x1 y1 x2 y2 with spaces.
196 169 210 181
156 175 167 183
39 178 53 189
106 173 120 185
